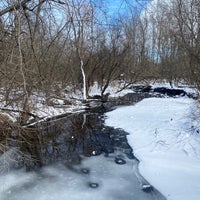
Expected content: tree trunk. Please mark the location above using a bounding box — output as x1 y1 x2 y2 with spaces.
80 60 87 101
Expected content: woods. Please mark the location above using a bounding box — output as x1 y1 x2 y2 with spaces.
0 0 199 124
143 0 200 87
1 2 200 199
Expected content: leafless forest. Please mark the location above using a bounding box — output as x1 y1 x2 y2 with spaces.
0 0 200 124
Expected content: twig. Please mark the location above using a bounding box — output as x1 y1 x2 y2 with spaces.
0 107 40 119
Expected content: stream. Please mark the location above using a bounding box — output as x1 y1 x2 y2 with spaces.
0 92 166 200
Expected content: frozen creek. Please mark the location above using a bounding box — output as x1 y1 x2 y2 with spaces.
0 93 166 200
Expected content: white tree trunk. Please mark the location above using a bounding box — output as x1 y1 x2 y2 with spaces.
80 60 87 100
82 113 87 128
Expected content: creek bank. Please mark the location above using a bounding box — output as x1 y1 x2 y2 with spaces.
3 83 193 127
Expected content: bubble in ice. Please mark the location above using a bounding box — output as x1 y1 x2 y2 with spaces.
88 182 99 188
142 184 153 193
115 157 126 165
81 168 90 174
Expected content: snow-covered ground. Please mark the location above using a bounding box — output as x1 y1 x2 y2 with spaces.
149 80 199 95
0 81 135 123
1 80 198 123
105 97 200 200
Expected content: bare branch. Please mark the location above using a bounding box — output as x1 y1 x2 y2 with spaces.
0 0 31 16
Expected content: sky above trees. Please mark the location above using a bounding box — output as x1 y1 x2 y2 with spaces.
104 0 150 17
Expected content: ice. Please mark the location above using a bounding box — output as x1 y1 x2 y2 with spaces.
105 97 200 200
0 153 164 200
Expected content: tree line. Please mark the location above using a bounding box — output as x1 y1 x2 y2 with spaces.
0 0 199 123
143 0 200 87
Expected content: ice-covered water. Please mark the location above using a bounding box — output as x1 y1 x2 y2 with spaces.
0 153 166 200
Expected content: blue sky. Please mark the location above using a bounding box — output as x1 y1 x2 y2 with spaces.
105 0 150 16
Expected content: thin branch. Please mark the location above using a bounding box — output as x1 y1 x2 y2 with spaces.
0 107 40 119
0 0 31 16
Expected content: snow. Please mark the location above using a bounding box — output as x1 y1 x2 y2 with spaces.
1 80 197 124
31 81 134 120
149 80 198 96
105 97 200 200
88 81 134 98
0 81 135 123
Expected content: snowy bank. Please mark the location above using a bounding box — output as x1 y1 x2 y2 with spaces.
1 80 197 124
0 81 135 123
105 97 200 200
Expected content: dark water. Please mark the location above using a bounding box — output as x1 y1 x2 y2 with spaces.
0 92 166 200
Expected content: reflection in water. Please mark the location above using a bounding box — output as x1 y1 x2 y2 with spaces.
27 111 133 169
0 109 133 171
